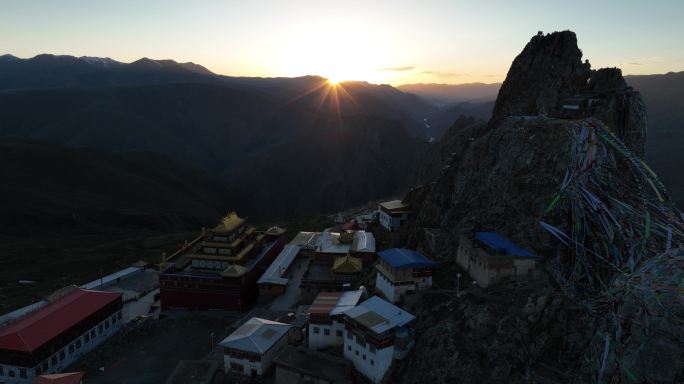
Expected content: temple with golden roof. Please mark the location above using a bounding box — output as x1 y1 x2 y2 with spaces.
159 212 284 311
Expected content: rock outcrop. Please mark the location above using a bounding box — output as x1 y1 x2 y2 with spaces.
397 31 682 383
490 30 647 156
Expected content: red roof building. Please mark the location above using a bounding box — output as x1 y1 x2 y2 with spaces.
34 372 84 384
0 288 122 383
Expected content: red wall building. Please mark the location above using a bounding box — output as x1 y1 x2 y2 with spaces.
160 237 284 311
0 288 122 383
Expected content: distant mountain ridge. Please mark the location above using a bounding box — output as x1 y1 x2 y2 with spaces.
0 53 439 223
0 54 219 90
1 53 682 218
397 82 501 105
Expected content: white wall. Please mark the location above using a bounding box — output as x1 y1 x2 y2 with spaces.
343 330 394 384
308 320 345 350
375 271 433 303
0 310 123 384
225 355 263 377
225 334 289 377
379 211 407 232
375 272 396 302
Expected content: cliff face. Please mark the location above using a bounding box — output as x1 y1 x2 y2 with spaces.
490 31 647 156
398 31 683 383
490 31 590 122
404 30 649 254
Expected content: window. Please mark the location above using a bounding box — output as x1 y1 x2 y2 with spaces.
112 315 117 324
51 356 58 366
41 362 48 372
230 362 243 372
98 324 104 333
75 340 82 349
117 312 123 320
313 327 320 334
336 330 343 337
371 360 375 366
0 366 4 376
347 330 353 339
105 320 110 329
347 345 351 351
91 330 96 339
59 350 65 360
69 344 75 354
355 350 359 356
363 354 366 360
9 369 15 377
85 333 90 343
323 328 330 336
19 368 26 379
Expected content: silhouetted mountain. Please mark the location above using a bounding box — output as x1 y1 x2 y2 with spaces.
426 101 494 138
0 55 438 222
398 30 683 384
397 82 501 105
0 54 218 90
0 138 233 236
0 54 436 136
227 116 428 218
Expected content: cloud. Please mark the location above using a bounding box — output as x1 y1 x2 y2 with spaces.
621 57 667 66
377 66 415 72
419 70 461 78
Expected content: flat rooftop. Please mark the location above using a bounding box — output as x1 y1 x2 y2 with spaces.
379 199 410 211
344 296 415 335
257 244 301 285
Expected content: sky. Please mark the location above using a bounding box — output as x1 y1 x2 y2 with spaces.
1 0 683 85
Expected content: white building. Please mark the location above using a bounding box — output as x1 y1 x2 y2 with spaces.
0 288 122 384
308 290 363 350
220 317 291 378
378 200 411 232
456 232 538 288
342 296 415 383
257 244 301 298
375 248 436 303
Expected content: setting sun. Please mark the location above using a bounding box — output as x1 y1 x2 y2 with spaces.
327 78 340 86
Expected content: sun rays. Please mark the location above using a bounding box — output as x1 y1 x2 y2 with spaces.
275 77 365 125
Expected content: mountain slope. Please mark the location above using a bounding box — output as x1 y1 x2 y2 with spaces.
397 31 683 384
225 116 428 218
0 138 233 236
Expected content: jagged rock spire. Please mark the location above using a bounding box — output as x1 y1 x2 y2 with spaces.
490 31 647 156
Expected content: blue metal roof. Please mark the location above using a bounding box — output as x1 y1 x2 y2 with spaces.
377 248 436 269
474 232 535 258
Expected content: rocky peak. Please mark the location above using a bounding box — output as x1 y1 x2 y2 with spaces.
490 31 590 123
397 31 682 383
490 31 647 156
